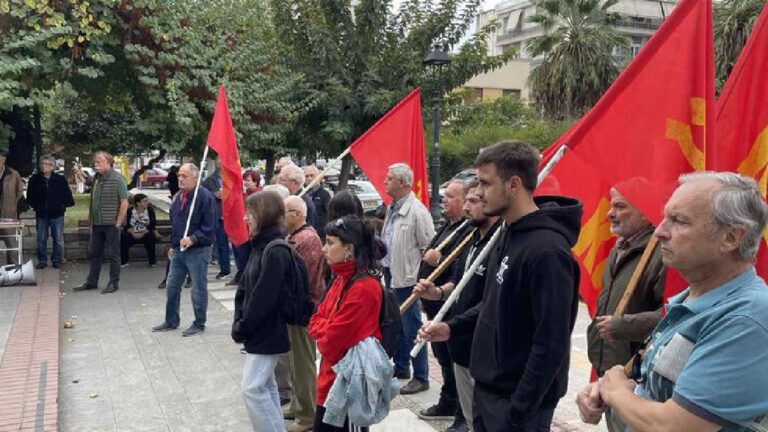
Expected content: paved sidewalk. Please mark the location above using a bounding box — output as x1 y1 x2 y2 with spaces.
0 259 608 431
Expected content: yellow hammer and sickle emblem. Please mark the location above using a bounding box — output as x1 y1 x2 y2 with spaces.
572 197 614 290
737 126 768 246
414 179 424 201
666 98 706 171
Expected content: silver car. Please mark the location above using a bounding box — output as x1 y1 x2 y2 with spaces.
347 180 383 215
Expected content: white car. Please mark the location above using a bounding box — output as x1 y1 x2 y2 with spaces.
346 180 383 215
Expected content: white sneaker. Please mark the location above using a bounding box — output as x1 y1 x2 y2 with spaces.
121 263 129 268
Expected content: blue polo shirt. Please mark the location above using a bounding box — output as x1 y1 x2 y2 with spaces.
635 268 768 431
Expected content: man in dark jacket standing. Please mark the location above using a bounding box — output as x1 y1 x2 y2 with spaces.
202 157 231 279
27 154 75 269
586 187 664 432
302 165 330 242
152 163 216 337
419 141 583 431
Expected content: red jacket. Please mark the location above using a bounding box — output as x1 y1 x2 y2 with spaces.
308 260 382 405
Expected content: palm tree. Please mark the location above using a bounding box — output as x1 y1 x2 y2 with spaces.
714 0 765 92
526 0 629 120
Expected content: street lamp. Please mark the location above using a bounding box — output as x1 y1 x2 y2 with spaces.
424 46 450 223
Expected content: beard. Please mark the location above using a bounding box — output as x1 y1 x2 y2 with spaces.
469 216 488 227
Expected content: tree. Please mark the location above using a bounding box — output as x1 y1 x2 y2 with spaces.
270 0 513 186
713 0 764 92
526 0 628 120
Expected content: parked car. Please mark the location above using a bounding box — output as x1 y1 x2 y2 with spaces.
346 180 383 215
142 168 168 189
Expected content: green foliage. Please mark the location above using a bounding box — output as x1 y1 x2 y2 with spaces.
526 0 628 120
270 0 514 168
446 96 534 134
714 0 764 93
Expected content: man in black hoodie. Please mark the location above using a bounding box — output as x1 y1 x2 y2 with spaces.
419 141 582 431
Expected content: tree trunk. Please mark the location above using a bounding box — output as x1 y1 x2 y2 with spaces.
127 149 167 189
264 152 276 184
338 153 354 190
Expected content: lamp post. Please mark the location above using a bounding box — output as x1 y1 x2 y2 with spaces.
424 47 450 223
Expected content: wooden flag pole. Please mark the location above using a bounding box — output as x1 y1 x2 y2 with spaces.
434 220 469 253
399 229 476 315
613 236 659 316
299 147 352 197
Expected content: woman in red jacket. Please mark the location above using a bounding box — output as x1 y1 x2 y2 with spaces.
309 216 386 432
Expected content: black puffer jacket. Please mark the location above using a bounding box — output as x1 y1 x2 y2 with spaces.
232 226 291 355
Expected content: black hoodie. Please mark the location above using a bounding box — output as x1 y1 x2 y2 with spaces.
464 196 582 426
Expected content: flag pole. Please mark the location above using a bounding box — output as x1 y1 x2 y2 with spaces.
410 145 568 357
180 145 210 251
299 147 352 197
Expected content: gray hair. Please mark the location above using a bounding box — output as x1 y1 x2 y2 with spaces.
680 171 768 261
93 150 114 166
181 163 200 178
281 164 305 186
263 184 290 199
284 195 307 218
446 179 468 197
40 154 56 166
388 163 413 186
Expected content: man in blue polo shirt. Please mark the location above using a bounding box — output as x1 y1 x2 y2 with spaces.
576 172 768 432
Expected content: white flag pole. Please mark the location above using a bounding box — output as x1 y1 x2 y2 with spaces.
180 145 210 252
299 147 352 197
410 145 568 357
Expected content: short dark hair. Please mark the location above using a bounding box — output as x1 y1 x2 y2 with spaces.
327 190 364 221
474 141 539 192
243 169 261 185
466 180 480 191
246 190 285 232
133 193 148 204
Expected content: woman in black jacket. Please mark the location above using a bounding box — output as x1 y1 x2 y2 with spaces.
232 191 292 432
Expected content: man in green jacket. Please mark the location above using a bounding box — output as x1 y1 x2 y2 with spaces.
586 187 665 432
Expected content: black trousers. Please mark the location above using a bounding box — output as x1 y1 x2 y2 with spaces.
426 308 460 417
120 231 157 265
313 405 368 432
87 225 120 285
473 383 555 432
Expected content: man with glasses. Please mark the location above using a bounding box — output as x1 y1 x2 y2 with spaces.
27 154 75 269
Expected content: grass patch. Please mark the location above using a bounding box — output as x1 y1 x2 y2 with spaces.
65 194 169 228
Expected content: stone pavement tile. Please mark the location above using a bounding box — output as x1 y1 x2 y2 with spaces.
0 285 22 359
371 408 438 431
161 401 204 432
191 395 252 432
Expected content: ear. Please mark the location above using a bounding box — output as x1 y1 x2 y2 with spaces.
720 225 747 255
506 175 521 194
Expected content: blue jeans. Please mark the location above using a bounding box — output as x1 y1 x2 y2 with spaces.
164 246 210 328
36 217 64 265
385 268 428 382
242 353 283 432
214 219 231 274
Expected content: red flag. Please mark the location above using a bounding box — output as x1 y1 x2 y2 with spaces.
350 89 429 206
537 151 616 317
712 3 768 278
207 86 249 246
538 0 713 311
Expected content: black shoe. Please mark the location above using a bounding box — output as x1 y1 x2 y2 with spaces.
446 418 469 432
417 404 454 420
215 272 230 280
35 263 47 269
225 278 239 287
101 283 119 294
73 282 97 291
400 379 429 395
184 277 192 288
158 280 167 289
394 369 411 380
280 397 290 406
152 322 178 332
52 263 60 269
181 325 204 337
